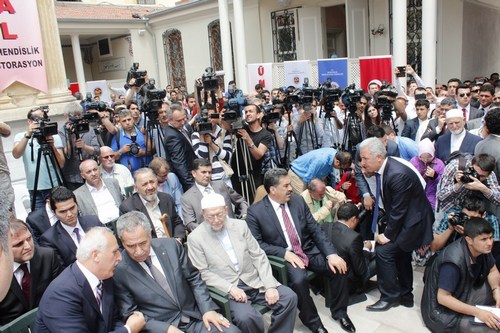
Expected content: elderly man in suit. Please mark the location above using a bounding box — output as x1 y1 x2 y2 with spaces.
358 138 433 312
40 186 102 268
35 227 145 333
246 169 354 333
120 168 186 242
74 159 122 223
182 159 248 232
164 103 196 191
188 193 297 333
113 211 241 333
0 219 61 325
435 109 482 163
301 178 346 224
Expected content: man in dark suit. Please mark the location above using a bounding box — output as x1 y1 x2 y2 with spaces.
0 219 61 325
39 186 102 268
119 168 186 241
456 84 484 125
35 227 145 333
322 203 376 295
74 159 122 223
246 169 354 333
435 109 482 163
164 103 196 191
26 198 53 243
401 99 431 142
181 159 248 231
358 138 433 311
421 97 455 142
113 211 240 333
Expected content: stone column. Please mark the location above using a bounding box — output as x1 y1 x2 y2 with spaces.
35 0 74 105
421 0 437 89
392 0 407 86
233 0 248 92
71 34 87 96
218 0 233 89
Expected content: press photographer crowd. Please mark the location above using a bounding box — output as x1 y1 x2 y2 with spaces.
1 64 500 333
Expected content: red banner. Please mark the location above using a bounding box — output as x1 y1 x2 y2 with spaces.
359 56 393 92
0 0 47 92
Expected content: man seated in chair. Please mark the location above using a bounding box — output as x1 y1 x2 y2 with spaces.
187 193 297 333
99 146 134 197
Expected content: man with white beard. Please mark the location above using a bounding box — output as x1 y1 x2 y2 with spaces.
434 109 482 163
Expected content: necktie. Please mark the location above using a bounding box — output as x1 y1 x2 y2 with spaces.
73 228 81 244
19 263 30 302
280 204 309 267
371 173 381 233
462 108 467 121
95 281 103 310
144 257 175 300
179 128 191 143
204 187 212 195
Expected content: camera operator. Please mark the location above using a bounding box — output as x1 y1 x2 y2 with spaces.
293 98 324 154
431 194 499 254
437 153 500 220
319 93 344 149
191 103 233 186
58 102 101 190
111 109 148 174
12 107 65 211
127 100 145 134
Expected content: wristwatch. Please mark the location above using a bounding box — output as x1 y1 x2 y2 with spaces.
248 143 255 149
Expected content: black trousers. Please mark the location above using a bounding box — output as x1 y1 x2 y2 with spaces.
285 252 349 331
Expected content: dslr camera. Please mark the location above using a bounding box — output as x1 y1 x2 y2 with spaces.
449 212 468 227
460 166 480 184
129 133 141 155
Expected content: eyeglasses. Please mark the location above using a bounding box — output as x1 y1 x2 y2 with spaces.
471 89 480 93
204 211 226 222
459 93 471 97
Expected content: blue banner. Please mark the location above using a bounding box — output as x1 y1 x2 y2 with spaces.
317 58 348 89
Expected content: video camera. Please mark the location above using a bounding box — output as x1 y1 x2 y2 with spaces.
81 93 107 113
127 62 147 87
261 104 281 125
319 80 342 114
139 79 166 122
195 107 214 135
342 84 364 115
31 106 59 144
66 116 90 137
376 89 398 121
202 67 224 92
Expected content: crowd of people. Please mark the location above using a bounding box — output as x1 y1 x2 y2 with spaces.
0 68 500 333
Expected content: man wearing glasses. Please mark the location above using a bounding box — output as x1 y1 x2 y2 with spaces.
455 84 483 124
99 146 134 196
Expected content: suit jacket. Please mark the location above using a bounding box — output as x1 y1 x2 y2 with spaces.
246 194 336 259
300 186 346 222
381 157 434 251
187 218 279 293
421 118 445 142
475 135 500 217
181 180 249 231
119 192 186 240
74 178 122 217
163 125 196 192
434 131 482 163
0 246 62 325
323 222 368 284
401 117 420 141
113 238 217 333
39 215 102 268
26 207 51 243
468 106 484 121
35 263 127 333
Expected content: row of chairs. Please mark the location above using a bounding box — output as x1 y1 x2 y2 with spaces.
0 308 37 333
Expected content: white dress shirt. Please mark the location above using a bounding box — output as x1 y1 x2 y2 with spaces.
268 197 301 251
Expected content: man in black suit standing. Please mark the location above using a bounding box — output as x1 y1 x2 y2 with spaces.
358 138 433 311
164 103 196 191
39 186 102 268
119 168 186 242
113 211 240 333
322 203 376 295
246 169 354 333
0 219 61 325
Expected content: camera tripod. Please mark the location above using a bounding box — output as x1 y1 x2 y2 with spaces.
280 111 299 170
340 110 363 154
296 110 321 155
233 137 256 203
319 106 342 149
31 138 65 212
144 115 167 159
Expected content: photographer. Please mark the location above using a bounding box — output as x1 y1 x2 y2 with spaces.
12 107 65 210
58 102 101 190
111 109 148 173
431 194 499 254
292 99 323 154
437 153 500 215
191 103 233 185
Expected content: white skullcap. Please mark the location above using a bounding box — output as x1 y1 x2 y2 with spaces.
446 109 463 120
368 79 382 90
201 193 226 210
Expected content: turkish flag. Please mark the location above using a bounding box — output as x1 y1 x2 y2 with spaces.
359 56 393 92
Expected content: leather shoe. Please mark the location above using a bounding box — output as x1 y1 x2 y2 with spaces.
313 326 328 333
366 299 400 312
400 299 414 308
337 316 356 332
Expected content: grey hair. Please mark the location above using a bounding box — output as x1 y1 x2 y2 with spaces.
359 137 387 159
440 97 457 107
118 109 132 119
63 101 83 117
76 227 113 261
166 103 184 120
116 211 152 238
307 178 324 192
133 167 156 183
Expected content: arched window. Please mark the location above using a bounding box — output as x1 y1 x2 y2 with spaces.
162 29 186 88
207 20 223 71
